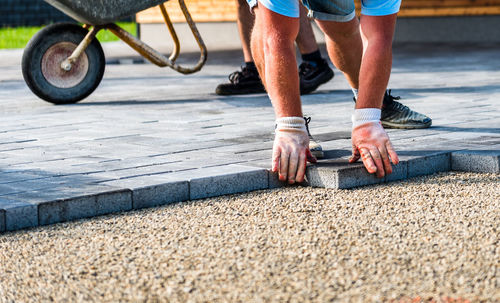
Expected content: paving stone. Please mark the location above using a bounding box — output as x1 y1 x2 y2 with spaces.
0 209 4 232
102 175 189 209
168 165 268 200
451 150 500 173
384 160 409 183
39 196 97 226
0 198 38 231
404 151 451 178
306 159 384 189
96 190 133 216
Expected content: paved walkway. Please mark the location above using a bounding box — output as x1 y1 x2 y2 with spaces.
0 43 499 232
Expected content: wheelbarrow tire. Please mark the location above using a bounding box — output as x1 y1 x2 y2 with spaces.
22 23 105 104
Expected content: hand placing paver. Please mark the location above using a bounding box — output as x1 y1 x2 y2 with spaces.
0 172 498 302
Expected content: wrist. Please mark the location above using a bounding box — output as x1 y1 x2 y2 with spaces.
275 116 307 134
352 108 381 128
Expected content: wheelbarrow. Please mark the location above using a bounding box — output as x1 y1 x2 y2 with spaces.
22 0 207 104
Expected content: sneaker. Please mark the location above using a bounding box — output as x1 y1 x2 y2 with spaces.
299 59 334 95
215 66 266 95
304 116 324 159
381 90 432 129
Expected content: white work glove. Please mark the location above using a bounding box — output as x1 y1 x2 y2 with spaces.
349 109 399 178
273 117 317 184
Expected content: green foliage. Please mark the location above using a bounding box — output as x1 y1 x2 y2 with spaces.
0 22 136 49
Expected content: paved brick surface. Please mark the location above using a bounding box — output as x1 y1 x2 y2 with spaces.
0 44 499 231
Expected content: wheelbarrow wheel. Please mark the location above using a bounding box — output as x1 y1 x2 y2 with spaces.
22 23 105 104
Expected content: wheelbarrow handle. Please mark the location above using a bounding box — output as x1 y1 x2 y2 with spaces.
106 0 207 74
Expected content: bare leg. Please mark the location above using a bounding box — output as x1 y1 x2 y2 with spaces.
356 14 397 108
315 18 362 90
236 0 254 62
251 5 302 117
295 5 318 55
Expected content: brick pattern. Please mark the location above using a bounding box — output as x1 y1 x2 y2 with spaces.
136 0 500 24
136 0 237 23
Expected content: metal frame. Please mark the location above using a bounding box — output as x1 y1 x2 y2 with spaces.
60 0 207 74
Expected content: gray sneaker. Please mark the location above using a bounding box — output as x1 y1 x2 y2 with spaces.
381 90 432 129
304 116 324 159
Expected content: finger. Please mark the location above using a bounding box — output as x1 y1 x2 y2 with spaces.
349 145 361 163
306 149 317 163
369 147 385 178
386 141 399 165
287 149 299 184
296 151 307 183
279 151 289 181
272 145 281 173
360 148 377 174
378 144 393 175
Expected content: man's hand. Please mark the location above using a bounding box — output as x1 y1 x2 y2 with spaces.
273 117 317 184
349 121 399 178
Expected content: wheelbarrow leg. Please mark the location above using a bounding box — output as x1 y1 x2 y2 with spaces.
61 25 102 71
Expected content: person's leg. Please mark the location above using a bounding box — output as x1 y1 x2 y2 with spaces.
296 4 334 96
315 18 362 91
251 5 301 117
215 0 265 95
237 0 254 63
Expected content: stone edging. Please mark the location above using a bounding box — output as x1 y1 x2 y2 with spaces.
0 150 498 233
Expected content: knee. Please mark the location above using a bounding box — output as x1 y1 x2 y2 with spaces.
263 30 296 54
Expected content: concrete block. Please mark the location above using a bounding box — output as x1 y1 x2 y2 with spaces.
0 209 5 232
96 189 132 216
406 152 451 178
451 150 500 173
39 196 97 226
384 161 408 183
307 160 384 189
169 165 268 200
103 175 189 209
0 198 38 231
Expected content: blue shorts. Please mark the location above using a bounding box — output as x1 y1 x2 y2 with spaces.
247 0 401 22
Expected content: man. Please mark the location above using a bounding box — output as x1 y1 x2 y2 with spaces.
250 0 408 183
216 0 334 96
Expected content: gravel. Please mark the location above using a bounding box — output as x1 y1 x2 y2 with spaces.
0 172 498 302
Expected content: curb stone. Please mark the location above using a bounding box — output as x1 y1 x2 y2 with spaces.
0 150 498 232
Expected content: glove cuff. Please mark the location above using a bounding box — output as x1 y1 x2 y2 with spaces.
352 108 381 128
275 116 307 133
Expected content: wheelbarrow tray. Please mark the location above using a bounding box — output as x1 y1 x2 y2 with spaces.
45 0 168 25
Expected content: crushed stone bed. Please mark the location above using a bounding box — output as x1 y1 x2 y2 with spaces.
0 172 498 302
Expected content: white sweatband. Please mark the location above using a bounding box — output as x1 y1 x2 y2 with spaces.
352 108 381 128
275 116 307 134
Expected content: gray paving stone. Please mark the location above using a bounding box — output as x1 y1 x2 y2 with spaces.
168 165 269 200
39 196 97 226
451 150 500 173
0 209 4 232
102 175 189 209
241 159 287 189
306 160 384 189
96 190 133 215
0 198 38 231
405 152 451 178
384 161 408 183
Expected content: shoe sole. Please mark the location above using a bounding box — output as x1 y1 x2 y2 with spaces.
381 120 432 129
310 148 324 159
300 69 334 95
